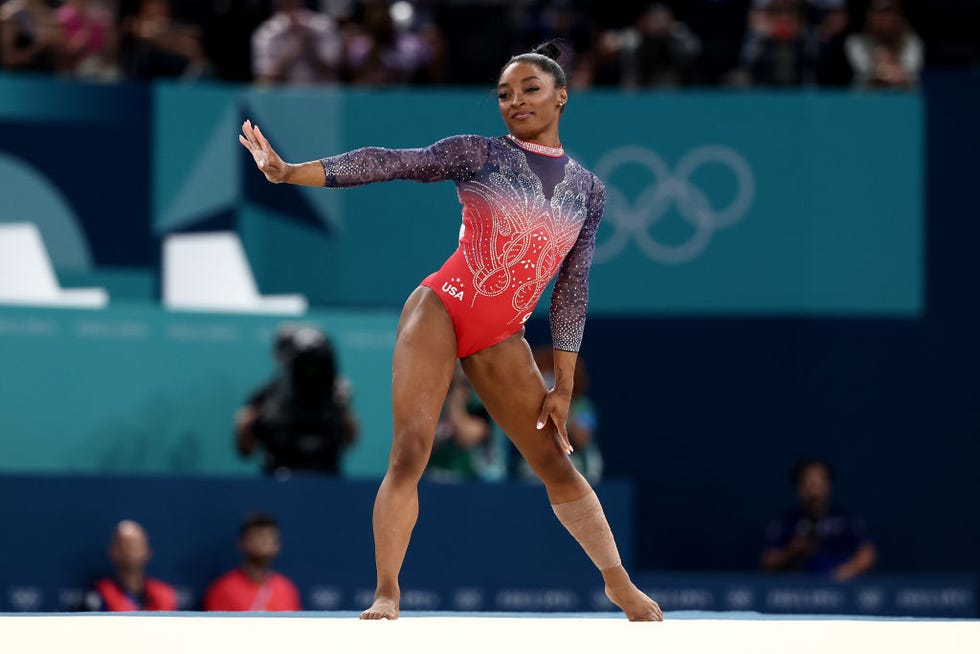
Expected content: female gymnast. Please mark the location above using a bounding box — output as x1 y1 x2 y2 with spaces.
239 41 663 622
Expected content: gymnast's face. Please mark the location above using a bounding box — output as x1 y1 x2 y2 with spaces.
497 62 567 142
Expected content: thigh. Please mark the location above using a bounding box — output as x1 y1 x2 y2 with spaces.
460 333 572 476
390 287 458 458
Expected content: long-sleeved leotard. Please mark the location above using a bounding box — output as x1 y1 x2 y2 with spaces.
320 134 604 357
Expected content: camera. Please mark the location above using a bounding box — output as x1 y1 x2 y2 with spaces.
252 325 351 474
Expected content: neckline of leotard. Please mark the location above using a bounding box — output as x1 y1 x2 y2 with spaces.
505 134 565 158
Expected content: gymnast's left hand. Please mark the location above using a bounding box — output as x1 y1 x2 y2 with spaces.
537 388 573 455
239 119 289 183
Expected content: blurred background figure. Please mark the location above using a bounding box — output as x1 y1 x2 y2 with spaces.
0 0 61 73
802 0 850 85
845 0 923 89
204 513 301 611
251 0 341 85
118 0 207 80
340 0 441 85
236 325 358 477
741 0 808 87
761 459 877 581
87 520 176 611
56 0 119 81
619 3 701 88
511 346 602 484
424 363 495 483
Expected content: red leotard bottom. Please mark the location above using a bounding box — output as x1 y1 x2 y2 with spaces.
421 249 531 358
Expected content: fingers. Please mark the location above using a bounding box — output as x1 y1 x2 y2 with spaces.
253 124 271 151
536 404 549 431
552 415 573 455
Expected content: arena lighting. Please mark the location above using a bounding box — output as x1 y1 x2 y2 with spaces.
390 1 414 29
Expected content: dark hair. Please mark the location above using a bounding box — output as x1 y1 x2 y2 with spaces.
790 459 835 486
502 40 568 89
239 512 279 538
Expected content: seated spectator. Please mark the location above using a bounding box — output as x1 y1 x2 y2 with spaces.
761 459 876 581
0 0 61 73
118 0 207 80
341 0 437 85
251 0 342 85
802 0 850 85
56 0 119 81
677 0 751 85
425 364 494 483
87 520 177 611
204 513 301 611
741 0 808 86
236 325 358 476
513 347 603 484
845 0 922 89
620 3 701 88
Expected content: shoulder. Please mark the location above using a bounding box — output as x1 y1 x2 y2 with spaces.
208 569 240 590
272 572 299 590
254 15 288 40
146 578 177 607
430 135 490 172
432 134 491 151
146 578 176 593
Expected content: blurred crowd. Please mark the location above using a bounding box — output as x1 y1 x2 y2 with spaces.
1 0 977 88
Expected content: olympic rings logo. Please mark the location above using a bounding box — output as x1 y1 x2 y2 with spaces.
592 145 756 265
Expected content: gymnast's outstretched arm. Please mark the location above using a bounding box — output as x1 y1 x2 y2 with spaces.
239 119 487 188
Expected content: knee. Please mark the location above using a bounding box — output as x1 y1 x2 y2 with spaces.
525 449 578 487
388 420 434 481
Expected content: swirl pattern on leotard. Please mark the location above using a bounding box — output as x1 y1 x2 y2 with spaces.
320 135 604 352
456 142 591 321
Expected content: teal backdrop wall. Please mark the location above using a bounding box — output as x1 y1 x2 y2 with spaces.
0 305 397 477
154 84 924 315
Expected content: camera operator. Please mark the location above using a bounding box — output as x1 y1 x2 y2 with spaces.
761 458 876 581
236 325 358 476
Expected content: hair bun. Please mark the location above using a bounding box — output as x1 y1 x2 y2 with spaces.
531 40 563 62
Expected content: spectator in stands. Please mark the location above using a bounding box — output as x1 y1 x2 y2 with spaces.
201 0 268 83
204 513 301 611
513 346 603 484
761 459 877 581
620 3 701 88
341 0 438 85
87 520 177 611
251 0 342 85
678 0 750 85
845 0 923 88
741 0 808 87
0 0 61 73
56 0 119 81
802 0 850 85
425 363 495 482
236 325 358 476
118 0 207 80
514 0 593 86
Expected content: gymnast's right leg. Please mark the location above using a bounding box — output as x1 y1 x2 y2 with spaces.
360 287 458 620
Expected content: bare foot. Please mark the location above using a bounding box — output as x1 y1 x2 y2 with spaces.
360 596 400 620
606 582 663 622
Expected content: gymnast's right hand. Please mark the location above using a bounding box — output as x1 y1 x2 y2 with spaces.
239 119 289 183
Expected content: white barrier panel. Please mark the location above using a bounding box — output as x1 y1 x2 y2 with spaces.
0 614 976 654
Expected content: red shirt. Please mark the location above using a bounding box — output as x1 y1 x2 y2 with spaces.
203 569 301 611
95 578 177 611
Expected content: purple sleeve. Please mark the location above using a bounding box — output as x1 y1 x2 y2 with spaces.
319 134 488 187
549 178 604 352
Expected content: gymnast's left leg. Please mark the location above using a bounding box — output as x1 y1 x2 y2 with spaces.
461 333 662 621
